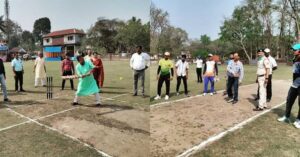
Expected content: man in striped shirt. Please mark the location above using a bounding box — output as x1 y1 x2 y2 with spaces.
226 52 244 104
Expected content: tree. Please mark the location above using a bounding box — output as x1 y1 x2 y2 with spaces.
33 17 51 44
86 17 124 54
200 34 211 46
0 16 6 33
20 30 35 51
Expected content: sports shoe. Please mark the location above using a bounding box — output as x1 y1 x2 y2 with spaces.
4 98 11 102
277 116 290 123
203 93 207 96
154 95 161 100
176 92 180 96
72 102 79 106
210 93 214 96
232 100 238 105
293 119 300 128
165 95 169 100
227 99 234 103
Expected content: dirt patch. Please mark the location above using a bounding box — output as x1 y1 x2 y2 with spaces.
150 80 291 157
41 107 149 157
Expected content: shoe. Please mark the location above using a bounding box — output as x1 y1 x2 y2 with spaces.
4 98 11 102
232 100 238 104
277 116 290 123
210 93 214 96
95 103 101 107
267 99 271 102
176 92 180 96
253 107 264 111
133 93 137 96
293 119 300 128
20 89 26 92
203 93 207 96
254 97 259 101
165 95 169 100
142 94 146 98
72 102 79 106
227 99 234 103
154 95 161 100
185 94 190 97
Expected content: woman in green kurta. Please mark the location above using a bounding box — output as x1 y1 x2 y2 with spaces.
73 55 100 106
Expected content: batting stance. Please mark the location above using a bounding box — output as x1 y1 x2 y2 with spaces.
154 52 174 100
253 49 270 111
72 55 100 106
278 44 300 128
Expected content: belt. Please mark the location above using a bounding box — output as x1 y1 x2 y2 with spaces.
257 74 265 77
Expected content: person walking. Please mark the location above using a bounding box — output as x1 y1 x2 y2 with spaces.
34 52 46 87
0 57 10 102
226 52 244 104
130 46 150 97
176 54 189 97
195 56 203 83
255 48 278 102
253 49 270 111
203 54 218 96
278 43 300 128
154 52 174 100
61 53 75 90
11 53 25 92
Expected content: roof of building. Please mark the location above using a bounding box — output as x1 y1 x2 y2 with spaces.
44 29 85 38
9 47 26 54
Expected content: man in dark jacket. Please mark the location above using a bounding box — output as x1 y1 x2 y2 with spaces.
0 58 10 102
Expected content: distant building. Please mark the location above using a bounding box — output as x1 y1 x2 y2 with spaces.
43 28 85 61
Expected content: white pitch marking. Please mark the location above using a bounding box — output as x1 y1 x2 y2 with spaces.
5 105 112 157
176 101 286 157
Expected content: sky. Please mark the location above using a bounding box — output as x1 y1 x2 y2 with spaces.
152 0 243 40
0 0 150 32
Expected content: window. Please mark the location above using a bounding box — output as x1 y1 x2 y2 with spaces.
67 36 74 41
45 38 50 43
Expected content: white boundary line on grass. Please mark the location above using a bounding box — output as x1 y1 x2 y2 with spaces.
5 105 112 157
151 83 255 108
176 101 286 157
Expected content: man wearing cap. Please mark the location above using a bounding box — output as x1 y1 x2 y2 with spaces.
175 54 189 96
253 49 270 111
278 43 300 128
226 52 244 104
255 48 278 102
130 46 150 97
203 54 218 96
195 56 203 83
154 52 174 100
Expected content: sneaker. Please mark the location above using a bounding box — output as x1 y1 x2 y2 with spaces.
154 95 161 100
232 100 238 105
72 102 79 106
95 103 101 107
165 95 169 100
253 107 264 111
227 99 234 103
176 92 180 96
210 93 214 96
277 116 290 123
293 119 300 128
203 93 207 96
4 98 11 102
132 93 137 96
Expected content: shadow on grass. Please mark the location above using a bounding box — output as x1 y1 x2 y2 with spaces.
246 94 259 108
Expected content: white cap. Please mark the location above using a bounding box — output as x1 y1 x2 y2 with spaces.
264 48 271 53
164 52 170 56
208 53 213 57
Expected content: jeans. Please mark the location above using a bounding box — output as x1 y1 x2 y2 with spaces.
0 74 7 99
227 76 239 101
133 69 145 95
204 76 214 93
176 76 188 94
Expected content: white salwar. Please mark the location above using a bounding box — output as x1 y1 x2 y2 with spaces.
35 57 46 86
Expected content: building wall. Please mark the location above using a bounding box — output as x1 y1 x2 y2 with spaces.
64 34 82 44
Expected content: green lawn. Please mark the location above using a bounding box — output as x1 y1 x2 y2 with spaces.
150 62 292 103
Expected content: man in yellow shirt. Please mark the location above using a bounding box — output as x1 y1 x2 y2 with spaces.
154 52 174 100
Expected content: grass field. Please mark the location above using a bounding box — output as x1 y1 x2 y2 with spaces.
150 61 292 103
0 60 150 157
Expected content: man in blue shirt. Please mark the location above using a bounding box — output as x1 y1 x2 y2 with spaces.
11 53 25 92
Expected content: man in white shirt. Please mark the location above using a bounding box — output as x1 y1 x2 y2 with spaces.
255 48 278 102
130 46 150 97
203 54 218 96
176 54 189 96
195 56 203 83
